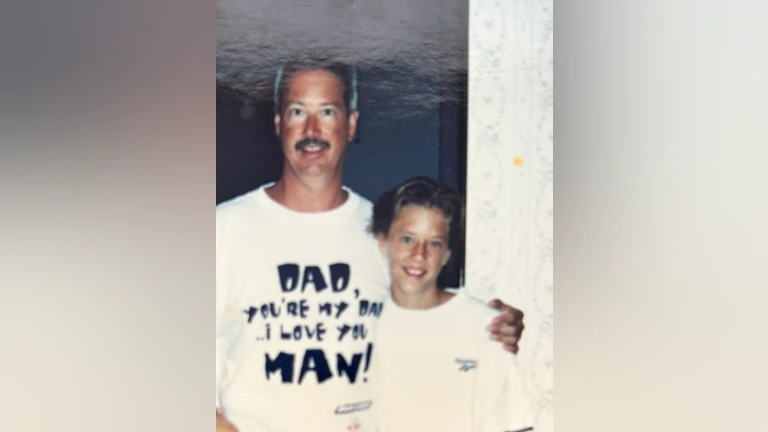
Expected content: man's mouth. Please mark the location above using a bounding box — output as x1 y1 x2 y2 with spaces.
295 138 330 153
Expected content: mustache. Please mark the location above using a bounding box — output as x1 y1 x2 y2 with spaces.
295 137 330 151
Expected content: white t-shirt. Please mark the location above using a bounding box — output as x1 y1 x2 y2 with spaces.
216 184 389 432
373 289 534 432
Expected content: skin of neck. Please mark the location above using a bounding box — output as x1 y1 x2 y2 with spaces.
391 284 454 310
266 162 348 213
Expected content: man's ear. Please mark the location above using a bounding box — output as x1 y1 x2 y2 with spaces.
347 110 359 141
274 113 282 138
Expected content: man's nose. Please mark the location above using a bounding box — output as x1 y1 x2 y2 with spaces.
304 114 320 137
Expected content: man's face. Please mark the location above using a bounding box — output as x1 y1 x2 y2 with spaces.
274 69 359 179
378 205 452 300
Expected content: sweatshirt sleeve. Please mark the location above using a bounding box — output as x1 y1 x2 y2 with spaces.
474 344 535 432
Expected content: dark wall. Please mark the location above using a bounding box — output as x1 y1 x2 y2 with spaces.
216 84 282 204
342 67 440 202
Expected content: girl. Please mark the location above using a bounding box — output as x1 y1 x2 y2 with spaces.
370 177 534 432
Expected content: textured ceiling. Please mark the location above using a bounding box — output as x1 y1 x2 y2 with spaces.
216 0 468 105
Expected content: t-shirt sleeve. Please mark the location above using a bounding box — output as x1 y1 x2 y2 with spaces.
474 344 535 432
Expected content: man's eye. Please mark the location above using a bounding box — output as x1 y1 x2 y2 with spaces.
401 236 413 244
321 108 334 116
289 108 303 116
429 241 443 248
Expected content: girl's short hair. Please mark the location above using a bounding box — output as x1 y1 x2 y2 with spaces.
370 176 464 251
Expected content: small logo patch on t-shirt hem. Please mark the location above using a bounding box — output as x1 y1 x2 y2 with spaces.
334 400 373 415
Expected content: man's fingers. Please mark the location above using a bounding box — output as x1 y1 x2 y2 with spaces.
490 324 522 337
488 299 524 320
493 312 523 327
490 331 519 342
501 306 524 321
490 325 521 351
488 298 503 310
497 329 521 353
488 320 524 336
486 299 525 355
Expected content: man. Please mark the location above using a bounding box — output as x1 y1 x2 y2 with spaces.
216 54 525 432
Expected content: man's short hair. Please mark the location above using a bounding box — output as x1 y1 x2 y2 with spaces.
274 53 358 114
370 176 465 251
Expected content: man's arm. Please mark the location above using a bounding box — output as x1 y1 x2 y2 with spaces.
487 299 525 353
216 212 224 408
216 408 239 432
215 210 229 423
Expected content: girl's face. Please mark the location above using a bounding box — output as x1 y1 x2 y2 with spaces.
378 205 452 300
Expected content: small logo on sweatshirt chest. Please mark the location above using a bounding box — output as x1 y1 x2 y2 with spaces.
455 358 477 372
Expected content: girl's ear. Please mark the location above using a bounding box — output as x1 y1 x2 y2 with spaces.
441 249 452 267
